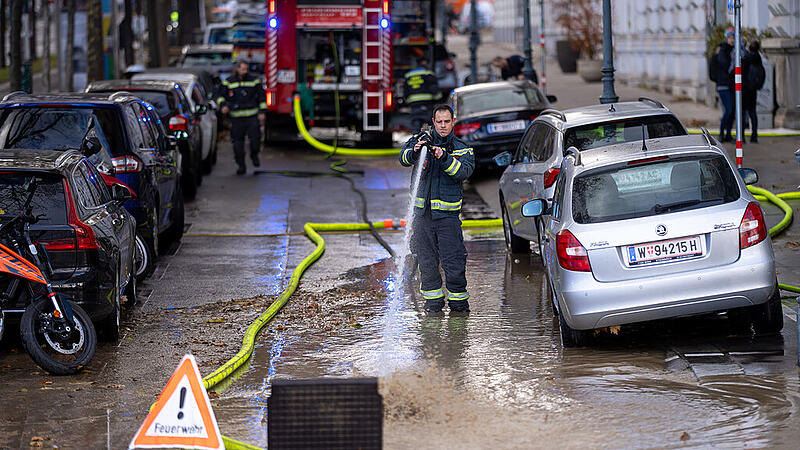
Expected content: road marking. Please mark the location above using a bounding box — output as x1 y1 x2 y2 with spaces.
683 352 725 357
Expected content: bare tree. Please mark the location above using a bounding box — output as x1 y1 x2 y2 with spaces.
28 0 36 60
0 0 7 68
43 0 50 91
177 0 201 46
10 0 23 90
66 0 75 91
86 0 104 82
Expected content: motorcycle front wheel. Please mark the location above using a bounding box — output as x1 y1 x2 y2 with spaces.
20 298 97 375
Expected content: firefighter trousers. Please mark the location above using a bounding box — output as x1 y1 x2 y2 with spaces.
230 116 261 169
412 209 469 311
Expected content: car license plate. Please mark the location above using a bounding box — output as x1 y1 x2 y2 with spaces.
487 120 526 134
625 235 703 266
277 70 296 84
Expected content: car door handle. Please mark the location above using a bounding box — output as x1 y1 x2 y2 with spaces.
112 219 122 227
512 178 521 184
525 178 533 184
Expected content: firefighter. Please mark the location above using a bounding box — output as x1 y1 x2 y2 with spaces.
403 57 441 132
399 104 475 313
217 61 267 175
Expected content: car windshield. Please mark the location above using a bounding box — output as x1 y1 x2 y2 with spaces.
458 87 544 117
233 27 265 42
0 172 66 225
564 114 685 152
182 52 232 67
208 28 233 44
0 107 124 162
571 155 740 224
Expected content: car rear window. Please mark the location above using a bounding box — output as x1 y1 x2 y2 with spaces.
0 107 126 158
458 86 544 117
571 155 740 224
126 91 175 118
182 52 232 67
0 172 67 225
564 115 686 152
208 28 234 44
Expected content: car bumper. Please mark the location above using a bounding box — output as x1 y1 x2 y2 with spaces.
558 240 776 329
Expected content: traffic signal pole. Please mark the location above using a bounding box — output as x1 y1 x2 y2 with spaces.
734 0 743 168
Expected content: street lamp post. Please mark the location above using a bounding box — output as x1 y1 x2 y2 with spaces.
521 0 534 81
599 0 618 104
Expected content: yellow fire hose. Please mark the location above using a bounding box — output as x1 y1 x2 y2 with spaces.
293 95 401 156
748 186 800 294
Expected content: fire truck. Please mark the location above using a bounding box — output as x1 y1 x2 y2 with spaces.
264 0 402 144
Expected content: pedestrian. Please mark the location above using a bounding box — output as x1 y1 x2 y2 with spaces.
742 40 766 143
399 105 475 313
709 30 735 142
491 55 537 83
216 61 267 175
404 57 441 132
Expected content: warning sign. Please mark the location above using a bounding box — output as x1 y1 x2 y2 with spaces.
129 354 223 449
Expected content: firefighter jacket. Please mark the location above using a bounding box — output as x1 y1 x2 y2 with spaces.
216 73 267 118
399 130 474 220
403 68 442 105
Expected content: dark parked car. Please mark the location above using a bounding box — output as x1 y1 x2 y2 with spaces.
0 149 136 339
449 80 556 167
0 92 184 281
85 79 204 199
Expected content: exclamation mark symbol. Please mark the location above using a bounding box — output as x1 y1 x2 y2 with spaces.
177 387 186 420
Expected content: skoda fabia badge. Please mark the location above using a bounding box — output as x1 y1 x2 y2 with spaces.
655 224 667 236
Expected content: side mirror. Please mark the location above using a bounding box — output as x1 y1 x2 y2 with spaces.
82 135 102 156
195 104 208 115
738 168 758 185
494 151 512 167
111 183 135 202
521 199 546 217
547 95 558 104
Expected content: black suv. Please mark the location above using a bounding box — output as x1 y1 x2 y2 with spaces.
0 92 184 281
0 149 136 339
85 79 204 199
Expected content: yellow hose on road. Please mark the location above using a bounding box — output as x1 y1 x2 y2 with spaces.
748 186 800 294
293 95 401 156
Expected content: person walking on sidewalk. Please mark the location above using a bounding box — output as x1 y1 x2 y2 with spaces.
742 40 766 143
709 30 735 142
399 105 475 313
216 61 267 175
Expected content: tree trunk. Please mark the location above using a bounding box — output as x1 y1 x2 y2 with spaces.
43 0 50 91
177 0 201 46
86 0 104 82
10 0 23 90
145 0 169 67
0 0 7 68
28 0 35 60
122 0 134 66
66 0 74 91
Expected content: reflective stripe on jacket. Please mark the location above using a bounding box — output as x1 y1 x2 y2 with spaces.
216 73 266 116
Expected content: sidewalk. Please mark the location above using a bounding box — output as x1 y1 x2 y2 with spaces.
445 32 795 135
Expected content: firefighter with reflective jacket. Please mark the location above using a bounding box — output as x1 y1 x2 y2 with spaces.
399 105 475 313
404 57 442 132
217 61 267 175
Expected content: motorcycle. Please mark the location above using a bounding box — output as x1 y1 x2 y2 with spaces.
0 177 96 375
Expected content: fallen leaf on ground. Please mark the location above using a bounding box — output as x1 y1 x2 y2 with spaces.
680 431 691 441
205 318 225 323
786 241 800 248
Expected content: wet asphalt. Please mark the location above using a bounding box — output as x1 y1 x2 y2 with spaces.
0 138 798 448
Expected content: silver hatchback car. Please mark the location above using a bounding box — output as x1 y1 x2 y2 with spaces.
522 134 782 347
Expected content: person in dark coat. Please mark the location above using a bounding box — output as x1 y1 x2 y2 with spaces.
710 30 735 142
742 40 765 143
492 55 538 84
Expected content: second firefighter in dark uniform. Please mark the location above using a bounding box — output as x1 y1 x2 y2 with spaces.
217 61 267 175
399 105 474 313
403 57 441 132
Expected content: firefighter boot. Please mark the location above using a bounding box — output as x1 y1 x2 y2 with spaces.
424 298 445 313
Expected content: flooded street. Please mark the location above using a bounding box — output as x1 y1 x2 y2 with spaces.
0 142 798 448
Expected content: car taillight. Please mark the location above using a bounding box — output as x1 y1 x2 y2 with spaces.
445 60 455 71
544 168 560 188
169 114 188 132
112 155 142 173
63 179 98 250
39 238 76 251
556 230 591 272
739 201 767 249
454 122 481 136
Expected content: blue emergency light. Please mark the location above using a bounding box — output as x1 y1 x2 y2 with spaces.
268 17 278 29
379 18 389 29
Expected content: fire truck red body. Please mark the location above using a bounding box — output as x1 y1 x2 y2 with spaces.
264 0 394 143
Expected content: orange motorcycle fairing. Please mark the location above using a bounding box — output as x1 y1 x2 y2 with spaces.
0 243 47 285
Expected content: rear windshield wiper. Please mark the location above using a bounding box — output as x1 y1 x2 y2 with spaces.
654 197 724 214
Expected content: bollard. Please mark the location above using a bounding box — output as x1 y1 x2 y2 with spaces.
21 60 32 94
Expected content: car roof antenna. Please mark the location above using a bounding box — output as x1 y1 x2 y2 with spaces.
641 122 648 151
